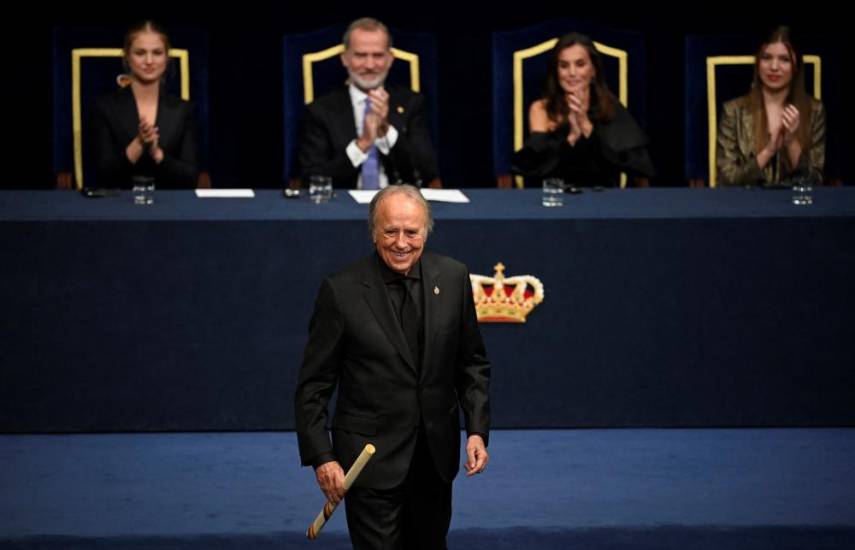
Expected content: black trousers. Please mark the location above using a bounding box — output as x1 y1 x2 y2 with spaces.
344 427 452 550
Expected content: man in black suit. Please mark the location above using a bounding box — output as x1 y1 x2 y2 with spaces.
295 185 490 549
297 17 439 189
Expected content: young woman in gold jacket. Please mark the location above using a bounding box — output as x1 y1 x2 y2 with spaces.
717 26 825 186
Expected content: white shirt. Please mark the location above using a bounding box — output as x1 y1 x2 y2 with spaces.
345 84 399 189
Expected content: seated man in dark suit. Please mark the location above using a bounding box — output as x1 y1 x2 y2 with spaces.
297 17 439 189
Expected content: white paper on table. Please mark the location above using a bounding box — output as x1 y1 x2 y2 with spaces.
349 188 469 204
420 189 469 203
195 189 256 198
349 190 379 204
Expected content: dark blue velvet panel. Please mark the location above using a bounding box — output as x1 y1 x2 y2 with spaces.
2 189 854 432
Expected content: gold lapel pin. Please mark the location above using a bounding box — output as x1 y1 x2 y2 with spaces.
397 105 405 114
434 286 440 295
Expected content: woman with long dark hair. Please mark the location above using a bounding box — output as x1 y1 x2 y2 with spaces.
513 32 654 187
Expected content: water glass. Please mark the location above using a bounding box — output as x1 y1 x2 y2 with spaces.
309 175 333 204
791 177 813 206
132 176 155 205
542 178 565 207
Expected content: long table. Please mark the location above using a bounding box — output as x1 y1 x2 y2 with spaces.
2 188 854 432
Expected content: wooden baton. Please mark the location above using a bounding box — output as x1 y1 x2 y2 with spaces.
306 443 375 540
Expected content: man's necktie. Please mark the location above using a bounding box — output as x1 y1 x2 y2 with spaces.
361 98 380 189
397 278 421 369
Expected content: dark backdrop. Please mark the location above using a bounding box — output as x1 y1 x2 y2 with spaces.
4 1 850 189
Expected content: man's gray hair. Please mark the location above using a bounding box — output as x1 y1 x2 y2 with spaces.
343 17 393 50
368 185 433 239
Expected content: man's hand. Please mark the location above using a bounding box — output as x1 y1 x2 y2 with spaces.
315 460 346 504
367 87 390 136
357 112 379 152
464 434 489 476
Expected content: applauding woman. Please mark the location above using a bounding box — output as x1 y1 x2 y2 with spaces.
717 26 825 186
513 32 654 187
91 20 199 188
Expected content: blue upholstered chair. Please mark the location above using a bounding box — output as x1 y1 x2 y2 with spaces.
492 20 647 188
52 26 210 189
282 26 439 188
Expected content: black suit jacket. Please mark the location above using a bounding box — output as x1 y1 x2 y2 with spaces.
90 86 199 188
297 85 438 188
295 252 490 490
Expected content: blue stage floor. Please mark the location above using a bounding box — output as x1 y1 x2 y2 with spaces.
2 429 854 548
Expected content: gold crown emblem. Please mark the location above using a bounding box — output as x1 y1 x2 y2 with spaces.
470 262 544 323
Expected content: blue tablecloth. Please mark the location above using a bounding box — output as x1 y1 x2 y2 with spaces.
2 188 854 432
4 187 855 220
